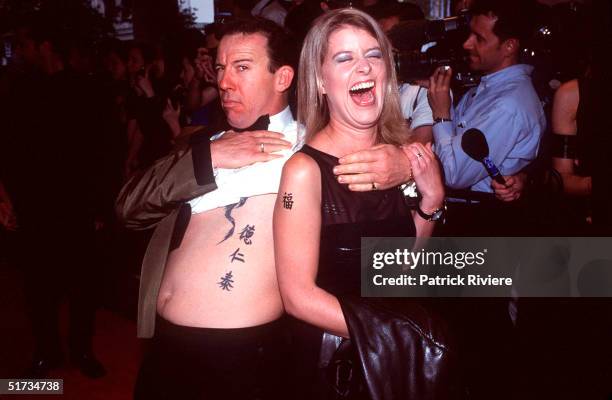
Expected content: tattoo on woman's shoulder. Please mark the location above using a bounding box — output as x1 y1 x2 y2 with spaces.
282 192 294 210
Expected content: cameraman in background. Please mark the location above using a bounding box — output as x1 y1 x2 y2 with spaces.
428 0 545 237
426 1 545 399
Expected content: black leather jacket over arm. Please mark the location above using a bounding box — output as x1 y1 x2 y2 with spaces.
339 297 465 400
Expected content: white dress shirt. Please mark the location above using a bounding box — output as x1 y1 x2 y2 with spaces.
189 106 302 214
399 83 433 129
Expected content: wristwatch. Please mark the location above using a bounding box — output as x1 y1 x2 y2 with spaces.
416 202 446 222
433 117 452 125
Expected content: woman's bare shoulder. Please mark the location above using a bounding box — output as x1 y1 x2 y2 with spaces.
282 151 321 183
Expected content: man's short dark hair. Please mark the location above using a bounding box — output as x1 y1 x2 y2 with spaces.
219 18 296 73
470 0 537 43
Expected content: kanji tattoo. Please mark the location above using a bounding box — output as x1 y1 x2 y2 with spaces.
229 248 245 263
218 271 234 291
283 192 294 210
218 197 248 244
239 225 255 245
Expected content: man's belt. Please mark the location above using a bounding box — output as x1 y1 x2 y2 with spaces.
445 187 496 203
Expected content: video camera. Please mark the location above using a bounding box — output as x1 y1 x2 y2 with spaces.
388 3 591 97
387 11 477 88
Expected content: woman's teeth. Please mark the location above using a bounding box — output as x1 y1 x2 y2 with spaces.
349 81 376 106
350 81 375 93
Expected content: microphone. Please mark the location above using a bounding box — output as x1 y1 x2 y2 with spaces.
461 128 507 186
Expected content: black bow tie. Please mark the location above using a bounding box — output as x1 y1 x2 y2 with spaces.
228 115 270 133
188 114 271 148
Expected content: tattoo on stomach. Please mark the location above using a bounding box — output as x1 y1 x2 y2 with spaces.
218 271 234 291
217 197 248 244
216 201 258 291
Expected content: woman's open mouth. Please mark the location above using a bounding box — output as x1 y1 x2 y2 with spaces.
349 80 376 106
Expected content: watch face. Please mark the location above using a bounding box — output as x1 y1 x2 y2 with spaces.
432 209 444 221
417 204 446 221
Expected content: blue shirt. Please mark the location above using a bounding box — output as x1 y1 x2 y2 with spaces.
433 64 546 193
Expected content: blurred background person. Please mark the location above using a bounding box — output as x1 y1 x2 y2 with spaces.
550 75 593 234
124 41 174 178
0 21 106 379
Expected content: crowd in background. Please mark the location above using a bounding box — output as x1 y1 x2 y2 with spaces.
0 0 608 239
0 0 610 395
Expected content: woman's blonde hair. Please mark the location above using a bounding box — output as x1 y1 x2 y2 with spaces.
297 8 409 145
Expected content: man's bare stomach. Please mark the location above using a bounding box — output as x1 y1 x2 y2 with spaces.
157 194 283 328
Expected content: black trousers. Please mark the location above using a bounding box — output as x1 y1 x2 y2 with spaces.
436 199 529 237
134 316 290 400
433 201 520 399
21 225 99 358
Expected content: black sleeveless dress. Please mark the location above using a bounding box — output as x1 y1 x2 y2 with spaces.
290 145 416 399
